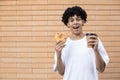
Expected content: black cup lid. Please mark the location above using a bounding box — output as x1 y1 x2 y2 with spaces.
86 33 97 36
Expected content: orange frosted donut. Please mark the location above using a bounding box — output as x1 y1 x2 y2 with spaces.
54 33 66 42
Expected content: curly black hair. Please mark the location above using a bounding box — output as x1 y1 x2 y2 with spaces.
62 6 87 26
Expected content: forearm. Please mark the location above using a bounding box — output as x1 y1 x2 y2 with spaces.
57 55 65 75
94 49 105 73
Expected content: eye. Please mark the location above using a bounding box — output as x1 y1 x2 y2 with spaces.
69 18 74 22
76 17 81 21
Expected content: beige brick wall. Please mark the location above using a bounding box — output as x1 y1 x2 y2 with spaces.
0 0 120 80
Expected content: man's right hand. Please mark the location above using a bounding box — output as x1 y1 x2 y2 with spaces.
55 41 66 58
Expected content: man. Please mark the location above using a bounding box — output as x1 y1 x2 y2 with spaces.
53 6 109 80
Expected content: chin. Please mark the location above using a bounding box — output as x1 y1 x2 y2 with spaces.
74 32 81 35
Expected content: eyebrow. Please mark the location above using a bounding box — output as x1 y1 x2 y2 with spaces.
69 16 81 19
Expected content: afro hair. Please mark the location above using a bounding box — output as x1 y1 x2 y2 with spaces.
62 6 87 25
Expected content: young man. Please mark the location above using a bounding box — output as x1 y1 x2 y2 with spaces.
53 6 109 80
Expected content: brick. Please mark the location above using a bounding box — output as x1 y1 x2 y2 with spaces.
47 73 62 78
103 42 120 47
33 68 54 73
17 63 52 68
1 79 33 80
108 52 120 57
32 5 63 10
0 15 33 21
80 5 120 10
47 16 61 21
0 16 18 20
48 0 120 5
106 47 120 52
107 63 120 68
17 11 47 16
16 6 32 10
100 36 120 42
0 58 53 63
0 47 54 53
47 21 64 26
16 21 48 26
47 10 63 15
87 10 120 16
0 68 32 73
47 0 65 4
83 26 120 31
88 16 120 21
0 74 17 78
0 42 49 47
0 63 17 68
100 79 120 80
32 16 48 20
0 26 49 31
0 6 17 10
17 74 47 78
32 79 62 80
1 79 62 80
99 73 120 78
0 53 17 58
0 1 16 5
0 21 16 25
0 36 54 42
17 0 47 5
16 53 49 58
0 11 17 16
85 21 120 26
104 68 120 73
0 32 48 36
109 57 120 63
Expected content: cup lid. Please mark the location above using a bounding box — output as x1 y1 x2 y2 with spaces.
86 33 97 36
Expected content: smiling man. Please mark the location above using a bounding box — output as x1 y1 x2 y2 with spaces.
53 6 109 80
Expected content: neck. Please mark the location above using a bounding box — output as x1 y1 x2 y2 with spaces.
70 33 85 40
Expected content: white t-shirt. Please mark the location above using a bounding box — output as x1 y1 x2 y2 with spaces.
53 36 109 80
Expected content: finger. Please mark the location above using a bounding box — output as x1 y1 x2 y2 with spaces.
88 37 98 42
56 40 62 45
89 36 97 40
57 44 66 50
56 41 65 47
88 39 98 44
88 40 98 47
55 43 66 52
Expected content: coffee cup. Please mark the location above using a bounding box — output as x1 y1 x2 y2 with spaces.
86 33 97 48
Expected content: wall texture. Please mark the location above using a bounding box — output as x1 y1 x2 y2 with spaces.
0 0 120 80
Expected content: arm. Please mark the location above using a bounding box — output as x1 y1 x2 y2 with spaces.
56 53 65 75
94 49 105 73
55 41 65 75
90 36 106 73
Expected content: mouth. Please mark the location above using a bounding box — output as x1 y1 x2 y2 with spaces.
72 26 79 29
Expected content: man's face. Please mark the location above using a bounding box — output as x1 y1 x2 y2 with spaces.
67 15 84 35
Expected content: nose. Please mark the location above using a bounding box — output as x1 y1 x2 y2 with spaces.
73 20 78 24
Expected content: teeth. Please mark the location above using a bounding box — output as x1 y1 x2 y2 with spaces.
73 26 79 29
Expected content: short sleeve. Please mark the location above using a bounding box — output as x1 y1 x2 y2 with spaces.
53 52 58 72
98 38 110 67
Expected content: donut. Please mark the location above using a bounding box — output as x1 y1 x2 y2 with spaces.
54 33 66 42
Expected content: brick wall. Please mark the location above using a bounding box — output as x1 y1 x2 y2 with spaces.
0 0 120 80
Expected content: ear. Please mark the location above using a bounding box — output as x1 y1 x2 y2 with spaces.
67 23 70 28
82 20 85 26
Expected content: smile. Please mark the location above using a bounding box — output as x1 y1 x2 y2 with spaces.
73 26 79 29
